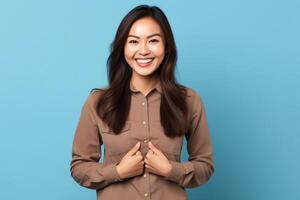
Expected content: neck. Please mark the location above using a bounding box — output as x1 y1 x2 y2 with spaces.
131 73 159 96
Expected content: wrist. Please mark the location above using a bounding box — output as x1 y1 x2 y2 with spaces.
164 162 172 177
116 164 123 179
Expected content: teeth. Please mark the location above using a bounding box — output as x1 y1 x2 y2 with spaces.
136 59 153 64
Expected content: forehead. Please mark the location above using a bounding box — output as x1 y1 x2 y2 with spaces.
128 17 163 37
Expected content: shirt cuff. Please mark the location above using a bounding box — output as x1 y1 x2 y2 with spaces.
164 161 184 183
164 161 194 184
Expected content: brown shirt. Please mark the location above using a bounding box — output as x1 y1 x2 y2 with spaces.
70 80 214 200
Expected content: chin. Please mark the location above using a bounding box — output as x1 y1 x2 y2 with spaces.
131 64 155 76
135 70 156 77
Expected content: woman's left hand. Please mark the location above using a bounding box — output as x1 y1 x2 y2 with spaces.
144 141 172 177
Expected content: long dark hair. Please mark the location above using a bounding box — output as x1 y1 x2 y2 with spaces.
94 5 188 138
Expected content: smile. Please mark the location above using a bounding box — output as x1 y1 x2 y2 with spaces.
135 58 154 67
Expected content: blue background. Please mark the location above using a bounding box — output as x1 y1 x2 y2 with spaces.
0 0 299 199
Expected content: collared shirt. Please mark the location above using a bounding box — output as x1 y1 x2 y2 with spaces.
70 80 214 200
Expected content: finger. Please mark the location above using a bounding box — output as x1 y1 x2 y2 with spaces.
134 161 144 170
149 149 154 154
139 161 145 168
145 150 154 158
134 153 143 162
144 162 155 170
134 150 143 160
131 169 143 177
145 164 156 170
148 142 161 155
135 150 142 157
126 142 140 156
146 167 156 174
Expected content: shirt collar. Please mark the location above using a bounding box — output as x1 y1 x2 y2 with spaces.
129 79 162 94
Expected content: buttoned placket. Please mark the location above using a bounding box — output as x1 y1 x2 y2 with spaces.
141 94 151 199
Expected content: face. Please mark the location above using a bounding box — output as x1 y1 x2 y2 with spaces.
124 17 165 79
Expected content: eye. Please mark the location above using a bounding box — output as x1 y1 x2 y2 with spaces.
129 40 138 44
149 39 159 43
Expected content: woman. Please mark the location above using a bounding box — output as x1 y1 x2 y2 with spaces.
70 5 214 200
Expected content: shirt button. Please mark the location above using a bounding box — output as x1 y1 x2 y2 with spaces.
144 139 148 143
142 102 145 105
143 121 146 125
143 174 147 177
144 193 148 197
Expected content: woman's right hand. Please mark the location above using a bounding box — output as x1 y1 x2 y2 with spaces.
116 142 144 179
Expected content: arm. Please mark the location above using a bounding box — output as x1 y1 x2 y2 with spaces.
70 93 123 190
163 91 214 188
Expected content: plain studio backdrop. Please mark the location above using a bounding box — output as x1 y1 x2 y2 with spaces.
0 0 299 200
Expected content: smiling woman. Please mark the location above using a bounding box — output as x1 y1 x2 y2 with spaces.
70 4 214 200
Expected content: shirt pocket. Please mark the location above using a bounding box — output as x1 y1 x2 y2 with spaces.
100 122 134 156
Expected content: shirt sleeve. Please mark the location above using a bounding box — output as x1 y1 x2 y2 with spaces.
70 92 123 190
163 90 214 188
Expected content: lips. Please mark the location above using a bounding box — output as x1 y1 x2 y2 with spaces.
135 58 154 67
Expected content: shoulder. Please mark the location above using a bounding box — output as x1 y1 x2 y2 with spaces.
79 87 107 123
181 85 205 114
84 87 107 108
181 85 203 103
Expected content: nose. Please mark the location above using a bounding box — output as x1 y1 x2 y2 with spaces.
138 42 150 55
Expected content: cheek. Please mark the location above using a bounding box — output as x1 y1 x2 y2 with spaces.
124 45 137 58
124 47 137 68
150 45 165 58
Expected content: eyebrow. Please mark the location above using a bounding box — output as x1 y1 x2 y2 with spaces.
127 33 162 39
